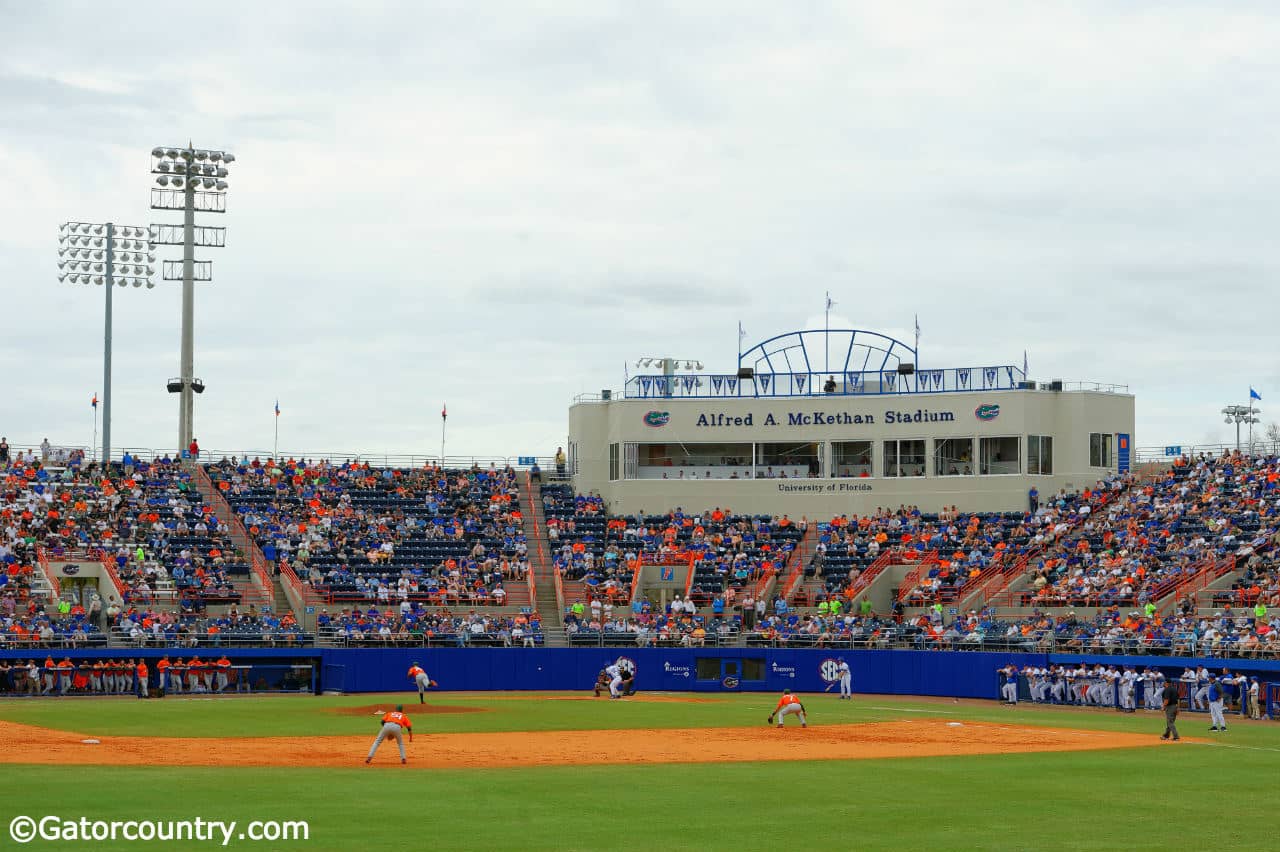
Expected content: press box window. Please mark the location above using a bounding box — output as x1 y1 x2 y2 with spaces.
979 436 1020 475
1089 433 1113 468
696 658 721 680
834 441 873 477
884 439 926 477
933 438 974 476
1027 436 1053 475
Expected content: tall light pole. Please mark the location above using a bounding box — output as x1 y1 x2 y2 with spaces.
57 221 155 463
149 144 234 454
1222 404 1260 453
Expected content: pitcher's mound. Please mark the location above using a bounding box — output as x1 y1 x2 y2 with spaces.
328 704 486 717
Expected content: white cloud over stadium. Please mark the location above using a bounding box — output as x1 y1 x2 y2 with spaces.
1 1 1278 458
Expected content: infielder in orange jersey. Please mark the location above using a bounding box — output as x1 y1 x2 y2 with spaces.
407 662 436 704
768 689 807 728
366 705 414 765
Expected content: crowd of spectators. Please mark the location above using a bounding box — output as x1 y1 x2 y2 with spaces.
210 458 529 606
1021 452 1277 608
2 451 248 606
112 604 308 646
542 484 803 606
316 605 542 646
564 594 740 646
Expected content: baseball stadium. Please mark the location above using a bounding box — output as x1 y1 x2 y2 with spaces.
3 308 1278 851
7 7 1280 852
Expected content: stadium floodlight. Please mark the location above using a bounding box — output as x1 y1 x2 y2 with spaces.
149 142 236 452
58 220 155 463
1222 404 1262 453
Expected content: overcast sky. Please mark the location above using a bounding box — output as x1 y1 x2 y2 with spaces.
2 1 1277 461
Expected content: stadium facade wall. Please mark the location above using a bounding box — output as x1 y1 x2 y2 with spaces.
7 648 1277 699
568 389 1135 515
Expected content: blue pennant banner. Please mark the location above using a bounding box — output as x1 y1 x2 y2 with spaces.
759 374 772 392
711 376 723 394
883 371 897 391
957 368 970 388
984 368 997 387
795 374 807 392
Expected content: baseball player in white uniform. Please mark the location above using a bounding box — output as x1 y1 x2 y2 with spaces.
1119 667 1137 712
836 659 852 699
605 662 624 699
999 665 1018 704
1049 667 1067 704
1192 667 1210 711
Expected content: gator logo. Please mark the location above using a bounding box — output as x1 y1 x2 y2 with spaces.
974 403 1000 421
61 564 80 576
643 411 670 427
722 676 740 689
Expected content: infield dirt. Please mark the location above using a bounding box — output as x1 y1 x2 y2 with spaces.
0 718 1170 769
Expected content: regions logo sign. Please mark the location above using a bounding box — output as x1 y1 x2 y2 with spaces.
662 661 691 678
643 410 670 427
974 403 1000 421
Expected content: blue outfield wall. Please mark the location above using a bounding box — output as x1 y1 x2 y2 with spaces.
4 648 1279 701
318 648 1044 697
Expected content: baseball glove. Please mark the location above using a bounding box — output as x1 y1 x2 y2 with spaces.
767 715 774 724
429 680 438 687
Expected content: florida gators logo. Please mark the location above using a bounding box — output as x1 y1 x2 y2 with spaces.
643 411 670 427
974 403 1000 421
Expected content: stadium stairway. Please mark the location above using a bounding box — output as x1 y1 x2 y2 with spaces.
186 461 296 621
520 473 566 647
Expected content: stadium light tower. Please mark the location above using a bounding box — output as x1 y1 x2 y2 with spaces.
149 143 234 454
1222 404 1259 453
57 221 156 462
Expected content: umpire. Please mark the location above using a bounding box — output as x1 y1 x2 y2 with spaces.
1160 674 1181 741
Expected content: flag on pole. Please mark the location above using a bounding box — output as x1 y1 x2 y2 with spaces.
1023 350 1029 377
91 393 98 409
441 403 447 420
738 321 746 342
275 399 280 417
825 292 835 311
914 315 921 349
1250 387 1262 401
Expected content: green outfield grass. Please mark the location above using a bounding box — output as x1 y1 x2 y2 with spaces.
1 693 1275 851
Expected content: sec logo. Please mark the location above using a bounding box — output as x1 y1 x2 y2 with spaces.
818 658 841 683
615 657 636 677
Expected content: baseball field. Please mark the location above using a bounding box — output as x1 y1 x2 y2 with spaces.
1 691 1275 850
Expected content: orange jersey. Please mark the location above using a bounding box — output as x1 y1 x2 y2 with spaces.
774 694 801 711
381 711 412 729
408 666 426 679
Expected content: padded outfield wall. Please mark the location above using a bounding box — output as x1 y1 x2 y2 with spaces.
4 648 1278 707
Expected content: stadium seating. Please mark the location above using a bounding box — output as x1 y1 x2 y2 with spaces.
541 483 802 605
209 459 530 607
2 455 248 606
316 606 543 646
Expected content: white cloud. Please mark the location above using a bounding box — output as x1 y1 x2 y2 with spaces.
2 1 1278 458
